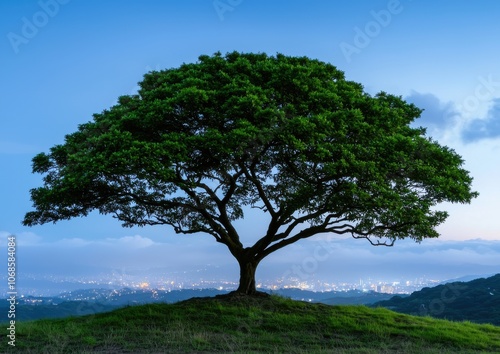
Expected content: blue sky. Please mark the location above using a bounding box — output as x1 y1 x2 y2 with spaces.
1 0 500 291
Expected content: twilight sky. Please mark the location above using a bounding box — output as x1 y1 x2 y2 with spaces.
1 0 500 291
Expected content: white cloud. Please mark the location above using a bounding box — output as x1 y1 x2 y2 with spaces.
1 229 499 290
406 91 500 144
267 237 500 283
105 235 155 248
0 231 230 275
462 98 500 142
3 233 156 249
407 91 456 132
0 231 42 246
51 235 156 249
53 238 93 247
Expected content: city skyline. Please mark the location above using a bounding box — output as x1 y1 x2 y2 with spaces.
5 262 488 298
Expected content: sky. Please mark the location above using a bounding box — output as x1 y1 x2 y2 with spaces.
1 0 500 293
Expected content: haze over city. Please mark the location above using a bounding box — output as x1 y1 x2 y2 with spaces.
1 0 500 296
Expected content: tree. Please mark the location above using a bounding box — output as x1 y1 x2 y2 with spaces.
23 52 477 295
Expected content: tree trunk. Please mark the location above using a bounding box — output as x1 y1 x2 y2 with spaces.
236 258 259 295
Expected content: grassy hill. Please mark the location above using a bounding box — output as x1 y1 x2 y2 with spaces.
5 295 500 353
373 273 500 325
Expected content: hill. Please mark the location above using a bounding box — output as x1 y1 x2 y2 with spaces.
373 273 500 325
1 287 393 322
5 295 500 353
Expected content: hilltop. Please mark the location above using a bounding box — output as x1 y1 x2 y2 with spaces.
2 287 394 322
6 294 500 353
373 273 500 325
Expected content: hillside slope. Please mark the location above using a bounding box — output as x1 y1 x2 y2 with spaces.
373 273 500 325
5 295 500 353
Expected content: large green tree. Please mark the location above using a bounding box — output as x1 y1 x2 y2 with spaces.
24 52 477 295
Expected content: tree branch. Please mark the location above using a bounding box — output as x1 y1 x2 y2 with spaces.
238 154 277 218
351 234 395 246
273 209 343 242
261 218 353 258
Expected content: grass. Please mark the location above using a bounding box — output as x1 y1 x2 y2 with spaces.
4 294 500 353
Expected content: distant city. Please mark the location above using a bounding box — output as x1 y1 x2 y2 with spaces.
4 271 449 298
2 272 497 323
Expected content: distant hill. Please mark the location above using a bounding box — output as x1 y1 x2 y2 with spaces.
441 273 496 284
373 273 500 325
269 288 395 304
318 290 396 305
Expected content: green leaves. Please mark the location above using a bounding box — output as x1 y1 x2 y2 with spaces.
24 51 477 253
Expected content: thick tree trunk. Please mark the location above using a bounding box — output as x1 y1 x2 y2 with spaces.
236 258 259 295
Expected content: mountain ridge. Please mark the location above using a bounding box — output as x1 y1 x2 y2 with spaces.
373 273 500 325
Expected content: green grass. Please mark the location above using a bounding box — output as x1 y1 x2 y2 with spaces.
4 295 500 353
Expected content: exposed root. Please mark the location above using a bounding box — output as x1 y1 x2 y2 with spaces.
215 290 271 300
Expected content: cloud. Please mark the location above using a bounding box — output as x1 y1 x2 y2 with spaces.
406 91 456 132
462 98 500 142
0 231 233 278
264 237 500 283
51 235 156 249
0 231 42 246
405 91 500 146
108 235 155 248
1 232 156 249
3 229 500 292
53 238 93 247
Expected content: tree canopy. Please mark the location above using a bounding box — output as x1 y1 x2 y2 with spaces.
24 52 478 294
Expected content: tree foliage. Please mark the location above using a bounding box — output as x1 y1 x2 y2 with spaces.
24 52 478 294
